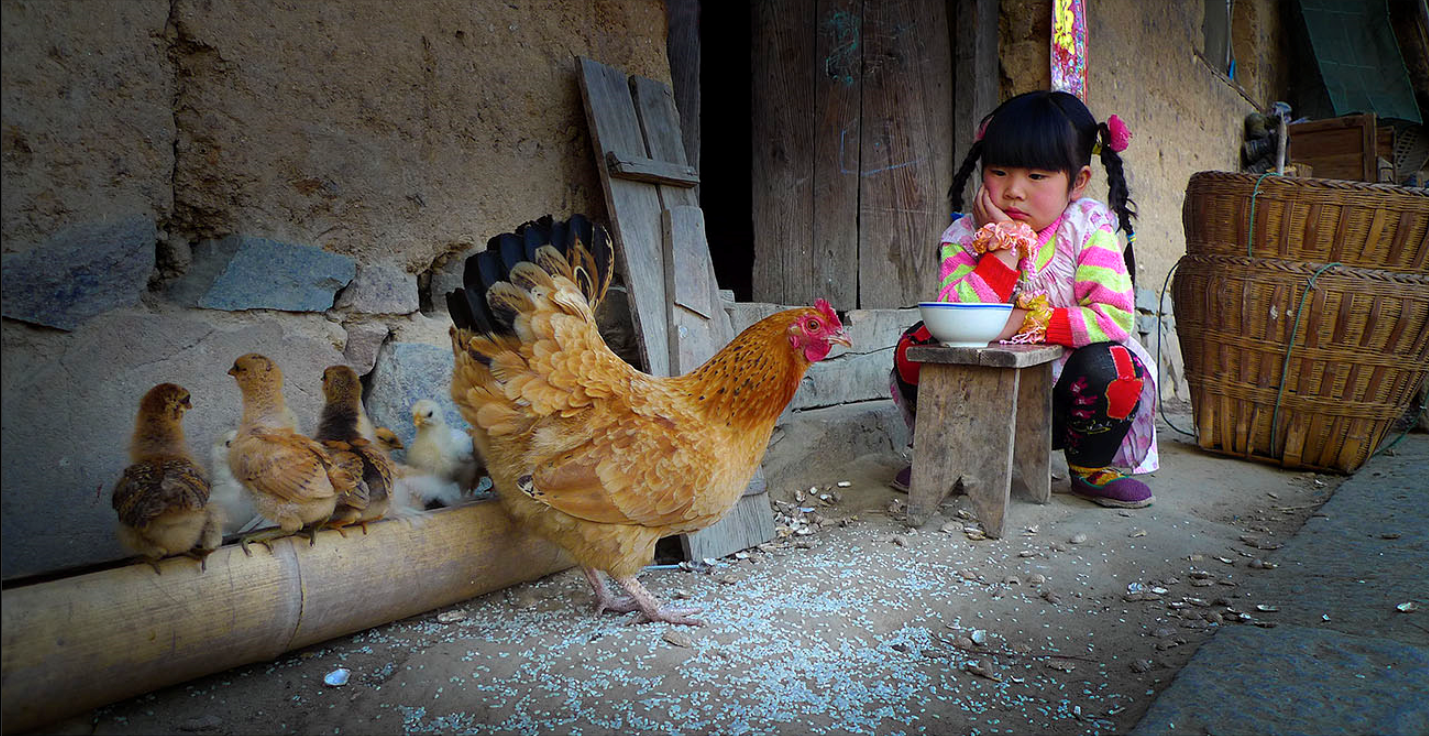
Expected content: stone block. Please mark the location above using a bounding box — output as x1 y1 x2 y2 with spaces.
844 308 919 353
365 341 470 449
790 349 895 412
1134 286 1166 314
343 321 390 375
167 235 356 313
763 401 909 497
0 311 344 579
1 216 156 331
336 261 419 315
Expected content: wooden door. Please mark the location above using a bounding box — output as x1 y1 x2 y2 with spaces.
753 0 954 309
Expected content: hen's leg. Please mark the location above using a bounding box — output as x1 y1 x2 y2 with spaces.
612 575 704 626
581 566 640 614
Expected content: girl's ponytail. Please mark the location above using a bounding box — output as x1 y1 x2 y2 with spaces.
1097 122 1139 283
947 140 984 216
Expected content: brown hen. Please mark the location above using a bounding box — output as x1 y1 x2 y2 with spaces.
447 215 849 625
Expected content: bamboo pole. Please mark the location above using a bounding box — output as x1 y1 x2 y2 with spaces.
0 500 572 735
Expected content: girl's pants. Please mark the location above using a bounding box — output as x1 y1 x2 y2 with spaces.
891 322 1146 469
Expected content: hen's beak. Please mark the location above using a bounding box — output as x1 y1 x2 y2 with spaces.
830 327 852 348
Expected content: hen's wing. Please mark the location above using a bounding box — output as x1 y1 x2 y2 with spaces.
232 428 347 502
112 458 211 528
321 440 371 510
518 404 729 527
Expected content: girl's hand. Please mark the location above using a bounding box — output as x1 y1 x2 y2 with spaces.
972 186 1011 228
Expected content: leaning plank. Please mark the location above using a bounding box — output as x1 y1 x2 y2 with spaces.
578 56 670 377
607 152 700 187
0 501 571 735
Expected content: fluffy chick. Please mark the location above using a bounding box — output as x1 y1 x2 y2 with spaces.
372 425 465 519
112 383 223 573
227 353 354 553
407 399 481 494
209 429 264 534
315 365 395 535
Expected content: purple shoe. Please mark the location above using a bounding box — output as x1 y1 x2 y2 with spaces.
1068 467 1154 508
889 465 911 493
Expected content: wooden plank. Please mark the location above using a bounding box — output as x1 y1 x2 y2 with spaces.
0 501 571 735
753 0 816 305
908 363 1017 533
906 343 1063 368
578 56 670 377
857 0 954 308
952 0 1001 173
681 492 774 562
607 152 700 187
664 207 722 370
811 0 862 309
666 0 701 196
630 75 702 210
1012 363 1053 504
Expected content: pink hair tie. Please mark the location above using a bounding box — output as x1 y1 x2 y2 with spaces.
1106 114 1132 153
975 117 990 141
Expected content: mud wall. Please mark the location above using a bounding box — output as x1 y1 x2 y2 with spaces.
0 0 670 579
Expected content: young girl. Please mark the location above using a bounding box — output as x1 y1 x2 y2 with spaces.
890 90 1158 508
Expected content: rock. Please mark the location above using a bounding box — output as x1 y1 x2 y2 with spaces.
1135 286 1166 315
364 341 470 449
342 321 390 374
167 235 355 312
178 714 223 732
0 310 345 578
335 261 419 315
1 216 156 330
663 630 693 648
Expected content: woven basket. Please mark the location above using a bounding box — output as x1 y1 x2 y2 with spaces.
1183 172 1429 273
1172 254 1429 473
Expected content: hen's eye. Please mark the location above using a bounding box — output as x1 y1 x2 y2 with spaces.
807 319 820 332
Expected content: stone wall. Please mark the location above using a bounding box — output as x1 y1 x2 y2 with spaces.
0 0 670 579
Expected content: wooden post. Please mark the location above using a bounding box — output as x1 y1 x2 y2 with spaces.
0 501 571 735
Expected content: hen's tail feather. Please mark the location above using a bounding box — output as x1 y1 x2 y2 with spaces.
447 215 612 337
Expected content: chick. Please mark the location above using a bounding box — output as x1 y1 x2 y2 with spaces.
315 365 395 535
227 353 354 553
408 399 482 495
209 429 264 535
111 383 223 573
374 426 404 454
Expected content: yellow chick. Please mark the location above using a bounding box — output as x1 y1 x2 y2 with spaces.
209 429 264 534
112 383 223 573
227 353 354 553
408 399 481 495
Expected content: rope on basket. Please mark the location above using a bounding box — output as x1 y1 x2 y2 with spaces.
1246 171 1279 257
1157 259 1195 437
1269 261 1342 455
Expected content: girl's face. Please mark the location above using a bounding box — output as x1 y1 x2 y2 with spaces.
981 164 1092 232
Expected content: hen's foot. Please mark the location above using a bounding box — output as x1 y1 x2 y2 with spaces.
613 574 706 627
580 566 641 615
631 606 705 627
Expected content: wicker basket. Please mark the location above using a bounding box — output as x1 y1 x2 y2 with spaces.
1172 254 1429 473
1183 172 1429 273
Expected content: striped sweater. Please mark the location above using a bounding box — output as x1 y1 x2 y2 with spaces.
936 199 1135 347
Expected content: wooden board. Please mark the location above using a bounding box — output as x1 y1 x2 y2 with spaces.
952 0 1001 167
1288 114 1379 182
0 501 571 735
857 0 954 309
908 363 1017 533
752 0 816 305
578 56 670 377
811 0 863 310
581 60 775 560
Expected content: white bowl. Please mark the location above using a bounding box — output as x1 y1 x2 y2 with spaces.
918 302 1013 347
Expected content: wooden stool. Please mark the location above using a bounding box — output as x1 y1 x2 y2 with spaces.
904 344 1063 537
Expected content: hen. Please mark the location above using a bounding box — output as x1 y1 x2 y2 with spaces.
227 353 354 552
112 383 223 572
315 365 395 535
446 215 849 625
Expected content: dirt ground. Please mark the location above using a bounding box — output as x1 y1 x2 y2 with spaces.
68 407 1340 736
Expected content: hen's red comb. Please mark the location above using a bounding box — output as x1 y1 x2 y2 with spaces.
814 298 840 326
